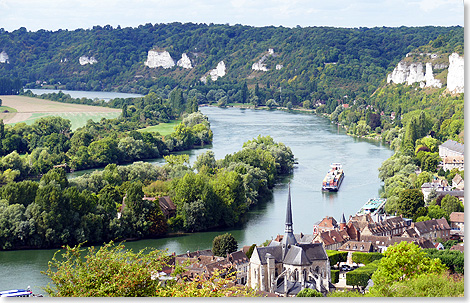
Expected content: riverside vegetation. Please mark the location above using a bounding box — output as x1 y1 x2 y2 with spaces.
0 23 464 296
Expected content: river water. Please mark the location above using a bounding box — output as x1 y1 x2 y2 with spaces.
0 104 393 293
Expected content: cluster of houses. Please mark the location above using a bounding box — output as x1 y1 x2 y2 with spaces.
149 139 464 297
421 139 465 204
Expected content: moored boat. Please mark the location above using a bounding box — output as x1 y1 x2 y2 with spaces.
322 163 344 191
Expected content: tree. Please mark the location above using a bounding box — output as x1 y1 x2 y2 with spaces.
43 242 260 297
440 195 464 217
297 288 323 297
396 189 424 218
370 241 447 297
212 233 238 257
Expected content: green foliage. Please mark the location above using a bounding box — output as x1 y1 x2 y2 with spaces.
423 248 464 274
370 241 447 296
440 195 463 217
351 252 383 265
346 260 380 288
396 189 424 218
326 250 348 265
212 233 238 257
330 269 339 284
296 288 323 297
43 241 259 297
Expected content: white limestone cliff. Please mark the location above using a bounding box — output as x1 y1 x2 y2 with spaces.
201 61 226 82
252 49 277 71
79 56 98 65
424 63 442 88
177 53 192 69
387 61 441 88
144 50 175 69
0 51 9 63
447 53 464 94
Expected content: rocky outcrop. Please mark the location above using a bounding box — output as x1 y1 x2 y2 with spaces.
79 56 98 65
201 61 226 83
447 53 464 94
177 53 192 69
252 48 276 71
0 51 9 63
144 50 175 69
387 61 441 88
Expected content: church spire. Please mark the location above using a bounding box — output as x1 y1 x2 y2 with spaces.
282 183 297 257
285 183 293 233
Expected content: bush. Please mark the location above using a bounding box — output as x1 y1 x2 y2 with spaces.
212 233 238 257
296 288 323 297
327 250 348 265
331 270 339 284
346 260 380 288
352 252 383 265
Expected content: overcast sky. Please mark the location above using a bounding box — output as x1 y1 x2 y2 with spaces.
0 0 465 32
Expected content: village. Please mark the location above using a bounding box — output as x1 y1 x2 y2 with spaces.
148 139 464 297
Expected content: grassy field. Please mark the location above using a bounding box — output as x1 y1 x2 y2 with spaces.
0 95 121 130
138 120 181 136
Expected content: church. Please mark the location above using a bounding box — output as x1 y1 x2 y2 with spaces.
247 185 333 296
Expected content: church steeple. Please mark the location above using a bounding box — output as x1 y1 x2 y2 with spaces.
339 212 347 230
282 183 297 257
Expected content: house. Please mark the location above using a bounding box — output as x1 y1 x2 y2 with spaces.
338 240 378 264
439 140 464 171
434 242 445 250
421 178 449 202
405 218 451 242
313 229 350 250
227 250 250 285
248 185 332 296
449 212 464 240
450 212 464 231
345 214 374 240
359 235 435 252
452 173 464 190
360 216 410 237
313 216 338 235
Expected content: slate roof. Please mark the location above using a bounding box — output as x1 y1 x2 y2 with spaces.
450 212 464 223
255 245 283 265
413 218 451 234
366 216 408 235
339 240 376 252
283 243 328 266
158 196 176 217
441 140 464 155
228 250 249 265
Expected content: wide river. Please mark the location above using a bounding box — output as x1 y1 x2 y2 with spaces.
0 102 394 293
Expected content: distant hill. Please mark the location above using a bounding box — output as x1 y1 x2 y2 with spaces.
0 24 463 102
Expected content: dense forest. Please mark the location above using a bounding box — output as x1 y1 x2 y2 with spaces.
0 24 462 102
0 135 293 249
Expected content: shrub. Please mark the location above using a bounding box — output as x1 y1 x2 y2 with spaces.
352 252 383 265
331 269 339 284
327 250 348 265
346 260 380 288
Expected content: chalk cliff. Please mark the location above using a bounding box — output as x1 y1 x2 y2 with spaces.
177 53 192 69
79 56 98 65
201 61 226 82
144 50 175 69
252 48 276 71
447 53 464 94
0 51 9 63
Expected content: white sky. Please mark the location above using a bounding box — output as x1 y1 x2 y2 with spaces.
0 0 465 32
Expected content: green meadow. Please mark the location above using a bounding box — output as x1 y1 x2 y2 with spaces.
138 120 181 136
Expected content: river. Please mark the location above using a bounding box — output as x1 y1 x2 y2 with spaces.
0 101 394 293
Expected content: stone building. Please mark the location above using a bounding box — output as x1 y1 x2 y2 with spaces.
439 140 464 171
248 185 332 296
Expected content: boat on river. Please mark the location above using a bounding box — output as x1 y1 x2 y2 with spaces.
321 163 344 191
